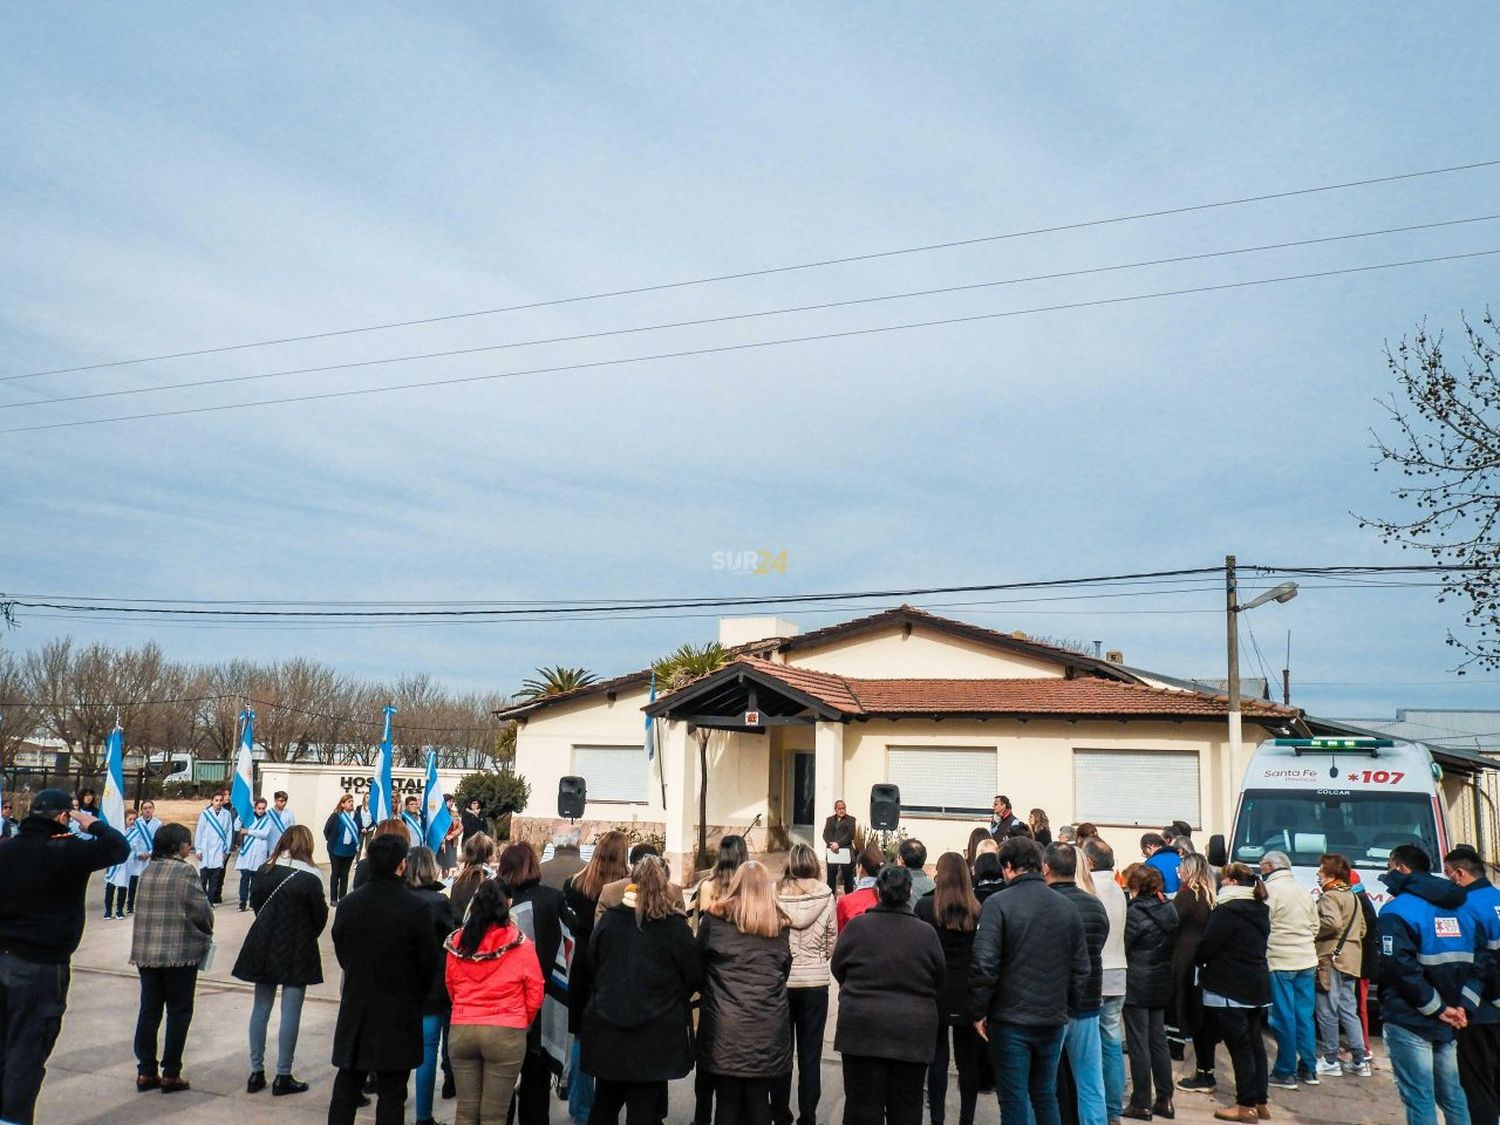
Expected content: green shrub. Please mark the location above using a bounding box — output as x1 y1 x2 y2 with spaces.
454 768 530 840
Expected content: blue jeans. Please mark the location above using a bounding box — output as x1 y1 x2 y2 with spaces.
568 1036 594 1122
1267 969 1317 1080
990 1021 1067 1125
415 1014 442 1120
1385 1023 1470 1125
1099 996 1125 1122
1065 1012 1107 1125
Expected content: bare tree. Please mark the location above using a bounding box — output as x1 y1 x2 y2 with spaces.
0 648 40 765
1361 311 1500 669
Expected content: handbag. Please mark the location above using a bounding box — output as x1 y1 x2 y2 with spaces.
1316 896 1358 992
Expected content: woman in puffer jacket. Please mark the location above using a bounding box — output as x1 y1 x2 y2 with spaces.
1122 863 1178 1121
771 843 835 1125
444 879 544 1125
698 859 793 1125
1194 863 1271 1124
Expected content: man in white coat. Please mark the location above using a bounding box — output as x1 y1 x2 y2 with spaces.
194 789 236 905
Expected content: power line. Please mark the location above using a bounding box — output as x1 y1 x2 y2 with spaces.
6 247 1498 436
5 566 1230 618
9 213 1497 413
9 156 1498 383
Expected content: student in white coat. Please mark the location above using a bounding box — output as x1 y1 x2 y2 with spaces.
106 809 143 920
237 798 277 911
400 794 425 848
194 790 236 905
267 791 296 840
135 800 163 860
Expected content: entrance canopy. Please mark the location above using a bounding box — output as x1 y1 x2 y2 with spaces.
644 660 844 732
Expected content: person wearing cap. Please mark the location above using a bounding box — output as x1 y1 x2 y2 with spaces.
0 787 130 1124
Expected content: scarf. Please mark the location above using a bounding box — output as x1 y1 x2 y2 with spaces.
1218 883 1257 904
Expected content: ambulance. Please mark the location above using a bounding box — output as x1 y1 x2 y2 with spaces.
1208 737 1455 910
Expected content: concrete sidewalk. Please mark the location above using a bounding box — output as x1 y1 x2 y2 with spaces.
38 875 1408 1124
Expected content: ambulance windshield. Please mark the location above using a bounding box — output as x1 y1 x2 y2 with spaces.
1230 789 1439 870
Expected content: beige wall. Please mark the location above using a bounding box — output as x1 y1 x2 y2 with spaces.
783 625 1063 679
834 718 1281 862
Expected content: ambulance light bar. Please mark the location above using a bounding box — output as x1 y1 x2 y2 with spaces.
1274 737 1394 756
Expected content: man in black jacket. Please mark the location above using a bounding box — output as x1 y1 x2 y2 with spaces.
1044 842 1111 1125
0 788 130 1124
968 837 1089 1125
821 800 855 895
327 834 440 1125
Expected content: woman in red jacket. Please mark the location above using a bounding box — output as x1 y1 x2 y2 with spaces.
444 879 544 1125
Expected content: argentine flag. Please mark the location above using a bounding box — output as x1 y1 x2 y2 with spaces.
371 705 397 823
101 723 126 828
423 749 451 852
230 708 256 826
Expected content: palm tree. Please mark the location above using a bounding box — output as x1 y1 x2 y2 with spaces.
653 642 730 868
519 665 598 699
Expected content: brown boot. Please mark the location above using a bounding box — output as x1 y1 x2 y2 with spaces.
1213 1109 1256 1123
1152 1097 1175 1120
1256 1106 1271 1120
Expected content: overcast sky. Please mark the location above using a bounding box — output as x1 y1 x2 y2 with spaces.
4 4 1499 727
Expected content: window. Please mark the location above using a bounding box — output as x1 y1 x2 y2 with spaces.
573 745 648 804
886 746 997 815
1230 789 1438 870
1074 749 1200 827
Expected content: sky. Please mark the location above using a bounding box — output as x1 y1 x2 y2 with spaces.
3 4 1499 728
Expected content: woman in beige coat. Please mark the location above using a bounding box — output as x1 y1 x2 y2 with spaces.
1313 853 1368 1077
771 843 836 1125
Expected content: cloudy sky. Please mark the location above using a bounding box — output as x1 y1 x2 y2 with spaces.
4 4 1498 725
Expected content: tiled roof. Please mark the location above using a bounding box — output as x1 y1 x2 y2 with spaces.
721 657 1299 721
498 604 1141 721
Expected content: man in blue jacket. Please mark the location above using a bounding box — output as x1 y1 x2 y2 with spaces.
1378 844 1479 1125
1444 845 1500 1125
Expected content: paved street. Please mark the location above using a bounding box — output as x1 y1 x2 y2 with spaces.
35 870 1409 1125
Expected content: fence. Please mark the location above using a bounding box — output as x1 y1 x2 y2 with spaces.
2 765 152 807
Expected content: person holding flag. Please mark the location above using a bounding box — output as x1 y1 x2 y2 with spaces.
402 795 426 849
105 809 142 920
194 791 236 905
237 798 277 911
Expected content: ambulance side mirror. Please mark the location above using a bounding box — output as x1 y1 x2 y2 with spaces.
1207 834 1227 867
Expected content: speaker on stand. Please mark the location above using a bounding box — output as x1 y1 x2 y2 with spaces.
869 783 901 856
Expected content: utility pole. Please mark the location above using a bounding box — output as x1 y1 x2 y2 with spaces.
1225 555 1242 813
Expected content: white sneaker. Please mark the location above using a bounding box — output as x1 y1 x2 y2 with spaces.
1344 1060 1372 1077
1315 1060 1344 1078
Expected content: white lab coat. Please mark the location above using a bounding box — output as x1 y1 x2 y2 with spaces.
194 806 236 868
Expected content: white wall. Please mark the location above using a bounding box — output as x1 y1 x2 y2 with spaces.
258 762 469 863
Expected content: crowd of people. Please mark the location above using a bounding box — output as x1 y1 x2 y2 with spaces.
0 787 1497 1125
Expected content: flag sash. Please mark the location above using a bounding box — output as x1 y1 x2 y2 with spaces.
202 809 231 850
339 811 361 847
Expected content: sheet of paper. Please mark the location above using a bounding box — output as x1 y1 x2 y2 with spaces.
825 848 849 864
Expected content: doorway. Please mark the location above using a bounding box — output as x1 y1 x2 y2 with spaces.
791 751 816 843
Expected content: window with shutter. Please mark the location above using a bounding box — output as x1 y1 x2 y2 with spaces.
573 745 649 804
886 746 997 815
1073 749 1200 828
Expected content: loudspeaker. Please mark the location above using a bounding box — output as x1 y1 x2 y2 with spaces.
869 783 901 831
558 776 587 819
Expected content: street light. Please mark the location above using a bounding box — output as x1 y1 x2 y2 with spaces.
1223 558 1298 831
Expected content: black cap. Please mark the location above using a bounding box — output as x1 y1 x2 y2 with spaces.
29 788 73 817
